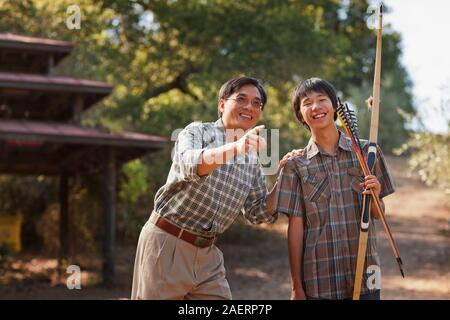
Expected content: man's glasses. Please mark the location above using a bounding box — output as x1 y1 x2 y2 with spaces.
226 96 264 110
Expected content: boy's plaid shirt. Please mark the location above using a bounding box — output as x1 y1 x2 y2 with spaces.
153 119 276 238
275 131 395 299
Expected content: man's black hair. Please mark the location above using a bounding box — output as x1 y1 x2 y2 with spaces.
217 76 267 117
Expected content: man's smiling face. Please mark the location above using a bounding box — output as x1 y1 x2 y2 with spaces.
219 84 263 130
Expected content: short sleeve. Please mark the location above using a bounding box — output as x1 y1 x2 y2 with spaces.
274 159 304 217
374 145 395 199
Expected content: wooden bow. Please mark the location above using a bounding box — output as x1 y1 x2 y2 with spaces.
351 4 404 300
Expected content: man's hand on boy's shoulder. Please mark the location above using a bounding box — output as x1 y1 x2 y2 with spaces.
278 149 304 172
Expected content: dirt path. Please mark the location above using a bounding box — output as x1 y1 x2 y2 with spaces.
0 156 448 299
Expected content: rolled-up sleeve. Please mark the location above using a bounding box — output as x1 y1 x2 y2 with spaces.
242 167 278 225
173 123 206 182
274 159 304 217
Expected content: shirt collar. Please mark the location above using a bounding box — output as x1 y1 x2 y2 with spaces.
305 130 353 159
214 118 225 129
211 118 225 140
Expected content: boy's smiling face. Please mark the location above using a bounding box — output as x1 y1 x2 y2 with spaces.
300 90 335 131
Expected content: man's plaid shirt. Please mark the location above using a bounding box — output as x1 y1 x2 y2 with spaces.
153 119 277 238
275 131 395 299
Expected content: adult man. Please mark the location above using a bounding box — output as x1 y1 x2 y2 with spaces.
131 76 280 300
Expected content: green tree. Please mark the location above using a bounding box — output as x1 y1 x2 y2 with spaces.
0 0 416 242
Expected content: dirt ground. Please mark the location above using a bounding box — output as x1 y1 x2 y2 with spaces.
0 156 449 300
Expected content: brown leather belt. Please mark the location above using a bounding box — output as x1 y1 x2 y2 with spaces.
152 214 216 248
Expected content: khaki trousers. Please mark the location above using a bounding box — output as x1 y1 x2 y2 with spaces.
131 215 232 300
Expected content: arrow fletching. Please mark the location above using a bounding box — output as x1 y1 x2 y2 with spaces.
337 98 364 153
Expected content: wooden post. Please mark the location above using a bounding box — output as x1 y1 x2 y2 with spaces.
48 54 54 75
73 95 83 124
59 172 69 270
102 147 116 285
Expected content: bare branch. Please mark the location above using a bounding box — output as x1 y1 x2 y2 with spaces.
145 68 199 100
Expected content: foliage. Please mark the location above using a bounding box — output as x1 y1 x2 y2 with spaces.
396 130 450 196
119 160 148 203
0 0 416 242
395 88 450 195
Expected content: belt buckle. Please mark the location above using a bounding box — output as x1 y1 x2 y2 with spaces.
194 236 211 248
